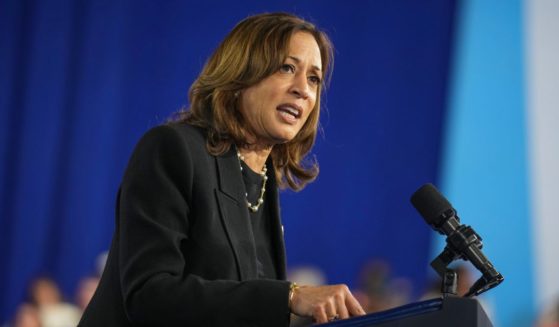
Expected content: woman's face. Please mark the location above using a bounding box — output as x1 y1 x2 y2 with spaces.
239 31 322 146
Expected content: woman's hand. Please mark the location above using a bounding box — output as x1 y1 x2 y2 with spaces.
289 284 366 324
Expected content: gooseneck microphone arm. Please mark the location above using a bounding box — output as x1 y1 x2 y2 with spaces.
411 184 504 297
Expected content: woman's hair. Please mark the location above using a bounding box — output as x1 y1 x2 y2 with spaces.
176 12 333 191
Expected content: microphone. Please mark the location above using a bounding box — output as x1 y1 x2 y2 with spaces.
410 183 504 297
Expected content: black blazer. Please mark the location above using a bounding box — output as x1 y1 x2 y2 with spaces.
79 123 291 327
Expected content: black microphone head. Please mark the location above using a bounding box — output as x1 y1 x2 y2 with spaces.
410 183 454 227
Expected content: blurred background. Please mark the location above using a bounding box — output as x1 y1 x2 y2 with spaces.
1 0 558 326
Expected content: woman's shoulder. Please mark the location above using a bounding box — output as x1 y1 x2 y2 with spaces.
142 122 206 144
130 122 210 162
134 122 207 152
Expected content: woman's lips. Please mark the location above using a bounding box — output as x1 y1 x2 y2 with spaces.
277 104 302 117
277 109 298 124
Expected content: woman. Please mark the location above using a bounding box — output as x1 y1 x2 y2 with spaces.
79 12 365 326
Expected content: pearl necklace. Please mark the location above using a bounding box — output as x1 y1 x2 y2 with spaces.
237 151 268 212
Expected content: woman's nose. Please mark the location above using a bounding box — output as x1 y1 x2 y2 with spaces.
289 74 311 99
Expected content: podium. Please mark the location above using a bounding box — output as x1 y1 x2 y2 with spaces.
319 296 493 327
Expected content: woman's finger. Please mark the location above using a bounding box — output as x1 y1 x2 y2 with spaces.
345 291 367 316
313 305 328 324
335 293 349 319
325 298 338 321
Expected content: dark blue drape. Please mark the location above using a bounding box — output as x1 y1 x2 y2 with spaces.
0 0 456 322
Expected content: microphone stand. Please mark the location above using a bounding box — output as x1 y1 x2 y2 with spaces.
431 247 459 297
430 226 504 298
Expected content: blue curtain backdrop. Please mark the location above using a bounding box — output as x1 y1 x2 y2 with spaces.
0 0 456 323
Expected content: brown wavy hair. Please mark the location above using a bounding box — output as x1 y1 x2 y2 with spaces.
175 12 334 191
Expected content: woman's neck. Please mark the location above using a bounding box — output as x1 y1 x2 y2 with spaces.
237 144 272 173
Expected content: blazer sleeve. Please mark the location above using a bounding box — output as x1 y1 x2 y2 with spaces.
118 125 291 326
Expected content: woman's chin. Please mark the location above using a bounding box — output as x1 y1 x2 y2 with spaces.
255 124 302 146
270 131 299 144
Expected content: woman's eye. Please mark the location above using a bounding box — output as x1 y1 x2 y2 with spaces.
279 64 295 73
308 76 321 86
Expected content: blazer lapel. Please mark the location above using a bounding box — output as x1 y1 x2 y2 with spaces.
267 169 287 280
214 148 258 280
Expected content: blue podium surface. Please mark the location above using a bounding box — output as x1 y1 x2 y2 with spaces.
319 297 492 327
